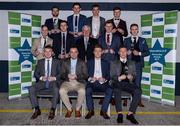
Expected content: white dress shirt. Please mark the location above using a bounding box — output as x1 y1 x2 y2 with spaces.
113 17 120 27
38 36 48 53
70 58 77 74
93 58 102 78
92 16 100 38
73 14 80 32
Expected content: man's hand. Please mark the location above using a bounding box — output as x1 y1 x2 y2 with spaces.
110 49 115 54
89 77 97 83
65 54 69 58
117 28 124 35
118 74 126 81
127 74 133 81
41 76 47 81
127 50 132 55
48 77 56 82
112 28 117 33
103 49 109 54
98 77 106 83
133 50 140 56
59 54 65 59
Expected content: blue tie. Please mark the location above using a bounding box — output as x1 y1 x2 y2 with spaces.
45 60 50 88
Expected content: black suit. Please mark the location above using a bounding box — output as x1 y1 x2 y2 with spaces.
50 32 75 59
76 36 98 61
44 18 62 31
109 19 128 42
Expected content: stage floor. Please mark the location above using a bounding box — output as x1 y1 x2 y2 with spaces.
0 93 180 125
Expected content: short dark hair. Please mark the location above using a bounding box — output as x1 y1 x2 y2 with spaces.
119 45 127 50
105 20 113 26
113 7 121 11
94 44 102 50
41 25 48 29
130 23 139 29
51 6 60 11
92 4 100 10
60 20 68 25
44 45 53 50
72 2 81 8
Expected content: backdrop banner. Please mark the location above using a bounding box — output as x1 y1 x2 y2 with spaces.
141 11 178 106
8 11 41 99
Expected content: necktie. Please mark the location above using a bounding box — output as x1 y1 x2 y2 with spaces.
133 37 136 43
62 33 66 54
44 38 46 48
106 34 110 45
45 60 50 88
85 37 88 51
75 16 78 27
53 19 57 25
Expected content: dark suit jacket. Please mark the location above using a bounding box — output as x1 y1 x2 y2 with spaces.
87 59 110 81
124 37 150 67
76 36 98 61
50 32 75 59
98 33 122 62
110 60 136 84
67 14 87 32
60 58 88 83
87 16 105 37
109 19 128 42
34 59 61 83
44 18 62 31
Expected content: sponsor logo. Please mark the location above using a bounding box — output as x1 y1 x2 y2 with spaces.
142 31 151 35
153 17 163 23
151 89 161 95
163 79 174 85
22 85 30 90
10 76 20 81
22 64 31 69
142 77 150 81
22 18 31 23
32 31 40 35
10 29 20 34
152 66 162 71
165 29 176 34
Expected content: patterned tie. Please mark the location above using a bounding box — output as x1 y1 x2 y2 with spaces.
45 60 50 89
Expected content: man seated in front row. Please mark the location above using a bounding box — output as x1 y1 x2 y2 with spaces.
85 45 113 119
110 46 141 124
59 46 88 118
29 45 60 120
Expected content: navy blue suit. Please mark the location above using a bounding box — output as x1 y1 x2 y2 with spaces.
67 14 87 33
86 59 113 112
98 33 122 63
124 37 150 88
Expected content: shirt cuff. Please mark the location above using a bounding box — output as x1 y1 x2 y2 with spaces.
139 52 142 56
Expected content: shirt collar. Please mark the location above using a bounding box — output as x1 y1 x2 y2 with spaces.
45 57 52 61
131 36 139 42
74 14 80 17
120 57 127 63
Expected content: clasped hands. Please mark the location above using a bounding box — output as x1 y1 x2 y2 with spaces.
118 74 133 81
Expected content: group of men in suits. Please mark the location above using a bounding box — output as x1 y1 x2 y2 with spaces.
30 2 150 125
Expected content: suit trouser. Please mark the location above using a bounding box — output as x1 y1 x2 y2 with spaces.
59 80 85 111
86 81 113 112
135 62 142 88
113 81 141 113
28 81 59 109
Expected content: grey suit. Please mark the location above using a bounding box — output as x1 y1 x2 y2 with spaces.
59 58 88 111
29 59 60 109
110 60 141 113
